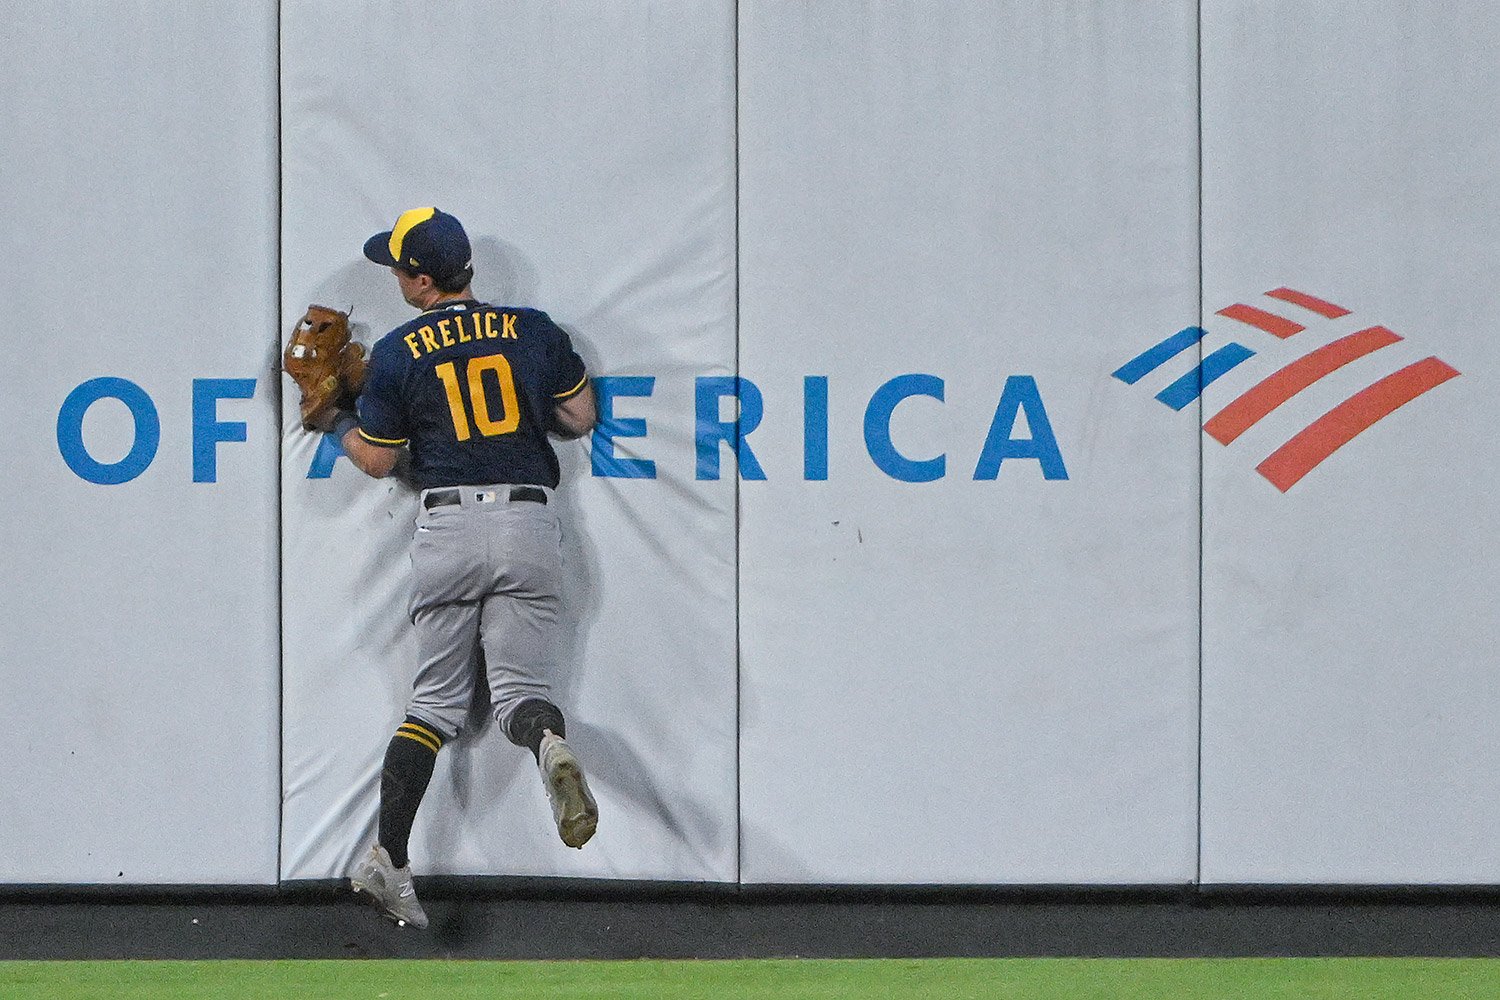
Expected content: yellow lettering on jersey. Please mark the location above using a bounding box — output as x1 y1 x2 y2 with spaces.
482 311 495 339
435 361 471 441
403 332 421 359
419 325 439 353
502 313 518 339
438 319 455 348
469 354 521 435
456 313 472 343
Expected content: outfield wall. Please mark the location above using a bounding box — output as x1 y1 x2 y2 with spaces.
277 0 739 885
1197 0 1500 884
735 1 1200 884
2 1 1494 887
0 0 282 885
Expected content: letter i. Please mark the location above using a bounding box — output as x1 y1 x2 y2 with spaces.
804 376 829 480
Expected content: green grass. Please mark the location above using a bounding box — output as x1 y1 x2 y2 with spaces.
3 958 1500 999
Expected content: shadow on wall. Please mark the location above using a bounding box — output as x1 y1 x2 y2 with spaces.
469 234 540 310
297 258 396 343
737 819 817 884
471 234 691 849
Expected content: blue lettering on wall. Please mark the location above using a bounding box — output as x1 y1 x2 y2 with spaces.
803 375 829 481
695 376 766 481
191 378 257 483
973 375 1069 480
52 371 1071 486
307 430 346 479
863 374 946 483
592 376 657 479
56 377 161 485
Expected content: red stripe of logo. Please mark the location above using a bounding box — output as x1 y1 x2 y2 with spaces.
1204 325 1402 445
1216 303 1306 339
1264 287 1351 319
1255 357 1461 492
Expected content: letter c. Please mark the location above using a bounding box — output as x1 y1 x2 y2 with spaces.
863 374 946 482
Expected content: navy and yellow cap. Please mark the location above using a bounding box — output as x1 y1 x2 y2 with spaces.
363 207 472 281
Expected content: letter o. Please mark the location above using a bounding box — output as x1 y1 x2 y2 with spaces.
56 377 161 485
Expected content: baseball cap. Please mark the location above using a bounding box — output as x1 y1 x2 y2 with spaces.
363 207 472 281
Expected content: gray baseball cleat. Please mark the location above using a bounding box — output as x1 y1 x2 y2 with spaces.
350 844 428 929
539 731 598 848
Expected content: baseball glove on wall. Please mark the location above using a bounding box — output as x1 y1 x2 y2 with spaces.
283 305 367 432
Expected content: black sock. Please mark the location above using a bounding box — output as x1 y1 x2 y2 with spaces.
378 717 444 869
507 698 566 763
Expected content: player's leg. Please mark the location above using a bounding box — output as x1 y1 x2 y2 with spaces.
480 500 597 848
382 599 480 867
353 600 479 929
381 505 489 868
354 508 484 926
481 582 566 759
483 594 597 849
354 601 479 928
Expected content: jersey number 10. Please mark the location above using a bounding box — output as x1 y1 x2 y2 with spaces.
435 355 520 441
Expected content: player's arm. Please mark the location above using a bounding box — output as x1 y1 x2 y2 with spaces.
337 338 409 479
552 381 597 439
341 425 402 478
545 321 595 439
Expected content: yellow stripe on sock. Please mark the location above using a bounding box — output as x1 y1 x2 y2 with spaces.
395 729 440 754
401 721 443 746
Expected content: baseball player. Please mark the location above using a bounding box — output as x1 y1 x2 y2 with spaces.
323 207 599 929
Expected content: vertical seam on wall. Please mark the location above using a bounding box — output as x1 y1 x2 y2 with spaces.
274 0 285 887
732 0 743 890
1194 0 1206 891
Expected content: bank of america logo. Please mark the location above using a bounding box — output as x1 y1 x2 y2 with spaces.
1114 287 1461 492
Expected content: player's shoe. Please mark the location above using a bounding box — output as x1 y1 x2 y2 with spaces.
350 844 428 929
539 731 598 848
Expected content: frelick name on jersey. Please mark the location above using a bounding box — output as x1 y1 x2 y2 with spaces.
399 310 520 359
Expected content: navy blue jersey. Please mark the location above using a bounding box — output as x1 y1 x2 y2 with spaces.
356 300 587 490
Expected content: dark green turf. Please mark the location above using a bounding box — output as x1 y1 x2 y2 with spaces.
4 959 1500 999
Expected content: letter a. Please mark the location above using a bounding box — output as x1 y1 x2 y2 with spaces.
973 376 1068 480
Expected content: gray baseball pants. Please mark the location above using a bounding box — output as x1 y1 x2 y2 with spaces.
405 485 563 742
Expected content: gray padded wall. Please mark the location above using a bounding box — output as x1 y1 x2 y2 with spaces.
1 0 281 884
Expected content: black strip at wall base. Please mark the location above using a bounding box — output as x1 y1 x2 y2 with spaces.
6 885 1500 960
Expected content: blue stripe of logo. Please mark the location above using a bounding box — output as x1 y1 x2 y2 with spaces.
1112 326 1208 384
1155 343 1256 411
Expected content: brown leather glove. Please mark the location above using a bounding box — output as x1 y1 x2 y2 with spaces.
282 305 367 432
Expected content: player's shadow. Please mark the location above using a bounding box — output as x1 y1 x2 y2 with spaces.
293 259 395 348
469 234 541 308
545 315 730 854
479 239 725 854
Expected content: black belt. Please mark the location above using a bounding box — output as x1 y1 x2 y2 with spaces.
423 486 548 509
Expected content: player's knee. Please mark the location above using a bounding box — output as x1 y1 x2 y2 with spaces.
391 715 450 754
404 698 464 742
504 698 566 759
